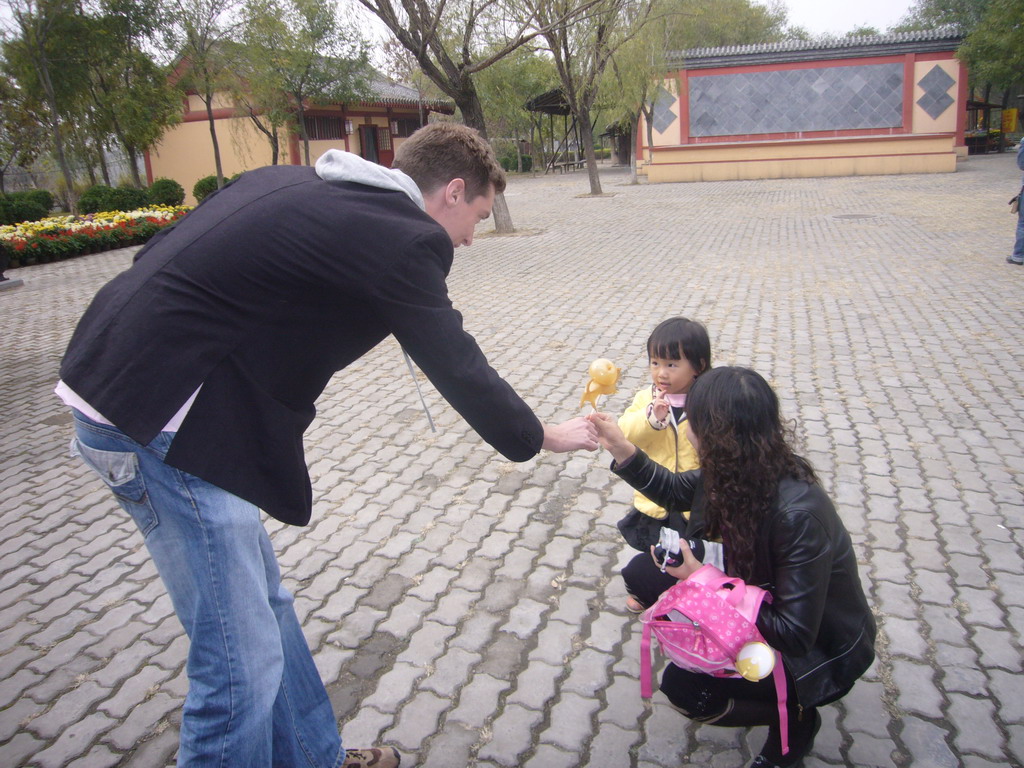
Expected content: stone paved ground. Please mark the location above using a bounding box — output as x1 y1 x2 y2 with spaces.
1 152 1023 768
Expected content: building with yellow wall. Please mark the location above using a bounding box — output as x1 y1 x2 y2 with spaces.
145 76 454 204
639 28 966 184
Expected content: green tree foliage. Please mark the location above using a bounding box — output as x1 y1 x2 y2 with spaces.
165 0 242 189
356 0 606 232
0 69 48 194
527 0 658 195
957 0 1024 91
846 25 882 37
662 0 788 50
896 0 1022 102
4 0 92 210
895 0 990 31
474 47 558 170
600 0 789 183
240 0 372 165
81 0 181 188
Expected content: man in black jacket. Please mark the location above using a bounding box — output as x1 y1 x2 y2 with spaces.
58 123 597 768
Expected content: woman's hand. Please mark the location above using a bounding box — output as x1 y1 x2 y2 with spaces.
651 537 702 580
586 412 637 464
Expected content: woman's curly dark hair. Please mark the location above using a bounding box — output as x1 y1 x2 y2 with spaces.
687 367 816 582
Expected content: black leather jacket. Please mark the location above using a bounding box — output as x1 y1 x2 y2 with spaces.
614 450 876 709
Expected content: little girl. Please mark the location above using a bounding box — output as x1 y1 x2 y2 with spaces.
616 317 711 609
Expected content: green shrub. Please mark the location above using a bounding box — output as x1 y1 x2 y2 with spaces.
78 185 116 215
78 183 150 214
10 189 54 213
193 175 219 202
0 194 47 225
148 177 185 206
498 151 532 172
109 185 149 212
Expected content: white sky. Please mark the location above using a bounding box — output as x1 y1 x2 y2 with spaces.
781 0 917 36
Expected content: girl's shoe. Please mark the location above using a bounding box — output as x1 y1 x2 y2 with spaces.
625 596 645 613
342 747 401 768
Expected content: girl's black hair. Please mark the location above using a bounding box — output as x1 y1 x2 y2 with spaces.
647 317 711 375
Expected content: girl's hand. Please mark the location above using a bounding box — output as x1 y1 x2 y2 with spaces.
586 412 637 464
651 388 670 422
651 538 702 580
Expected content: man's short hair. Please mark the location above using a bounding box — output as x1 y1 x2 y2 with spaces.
393 123 507 201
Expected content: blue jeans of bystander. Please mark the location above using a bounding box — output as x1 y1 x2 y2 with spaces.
71 410 343 768
1014 200 1024 263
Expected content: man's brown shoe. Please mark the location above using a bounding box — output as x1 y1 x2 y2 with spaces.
341 747 401 768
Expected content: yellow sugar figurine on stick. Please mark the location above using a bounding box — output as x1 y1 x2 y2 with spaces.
579 358 620 411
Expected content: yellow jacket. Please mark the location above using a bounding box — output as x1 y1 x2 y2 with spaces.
617 385 699 519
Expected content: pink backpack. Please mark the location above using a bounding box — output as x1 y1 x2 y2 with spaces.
640 564 791 754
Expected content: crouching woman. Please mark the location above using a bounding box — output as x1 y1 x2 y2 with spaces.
589 366 875 768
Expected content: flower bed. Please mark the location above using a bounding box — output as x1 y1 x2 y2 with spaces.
0 206 191 268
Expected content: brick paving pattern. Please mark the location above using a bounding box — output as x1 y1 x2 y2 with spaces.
1 153 1022 767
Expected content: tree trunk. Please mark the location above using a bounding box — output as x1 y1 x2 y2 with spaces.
296 102 311 166
578 104 602 195
126 145 142 188
39 65 77 211
627 112 639 185
204 92 224 188
454 88 515 234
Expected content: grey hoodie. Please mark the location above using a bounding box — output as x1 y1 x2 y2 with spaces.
314 149 424 210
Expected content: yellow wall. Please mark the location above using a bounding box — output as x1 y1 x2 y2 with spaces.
644 135 956 183
150 103 421 204
650 78 682 149
149 115 286 205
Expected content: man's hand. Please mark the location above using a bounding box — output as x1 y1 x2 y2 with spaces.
586 412 638 464
542 417 599 452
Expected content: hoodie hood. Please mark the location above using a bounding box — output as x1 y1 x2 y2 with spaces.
315 149 424 210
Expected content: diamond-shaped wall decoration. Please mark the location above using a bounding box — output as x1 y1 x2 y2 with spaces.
917 65 955 119
651 86 677 134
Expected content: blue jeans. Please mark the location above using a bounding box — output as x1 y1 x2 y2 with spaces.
1014 200 1024 262
71 411 343 768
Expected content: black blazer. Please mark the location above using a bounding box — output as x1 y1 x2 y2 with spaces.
61 166 543 524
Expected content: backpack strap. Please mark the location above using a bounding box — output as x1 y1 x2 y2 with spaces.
640 620 655 698
772 650 789 755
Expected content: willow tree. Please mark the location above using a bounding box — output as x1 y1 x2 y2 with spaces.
602 0 789 183
5 0 85 208
529 0 657 195
241 0 372 166
165 0 241 189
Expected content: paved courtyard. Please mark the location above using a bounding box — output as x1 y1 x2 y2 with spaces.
1 152 1023 768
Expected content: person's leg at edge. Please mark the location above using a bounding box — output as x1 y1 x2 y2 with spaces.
1012 204 1024 264
71 412 342 768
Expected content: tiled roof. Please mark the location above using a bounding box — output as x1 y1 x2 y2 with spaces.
670 25 963 69
361 75 455 113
